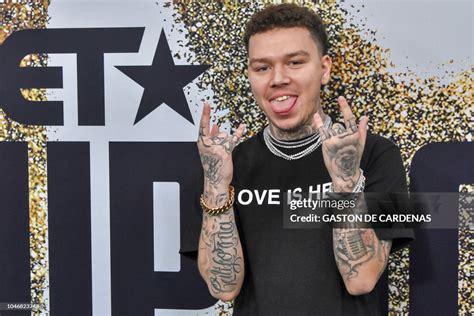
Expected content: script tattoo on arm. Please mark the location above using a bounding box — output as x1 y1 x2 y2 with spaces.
199 211 243 296
333 228 391 281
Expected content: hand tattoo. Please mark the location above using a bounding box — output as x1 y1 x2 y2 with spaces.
199 125 236 154
319 117 361 191
201 154 223 186
330 145 359 178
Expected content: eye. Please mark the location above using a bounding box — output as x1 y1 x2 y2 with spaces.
255 66 269 72
289 60 304 66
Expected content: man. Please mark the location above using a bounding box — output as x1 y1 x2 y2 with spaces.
181 3 413 315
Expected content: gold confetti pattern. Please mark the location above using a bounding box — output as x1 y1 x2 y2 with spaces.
214 300 234 316
174 0 472 314
387 248 409 315
173 0 266 138
0 1 50 314
459 185 473 316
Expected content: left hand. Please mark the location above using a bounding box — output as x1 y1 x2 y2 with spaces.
313 96 368 192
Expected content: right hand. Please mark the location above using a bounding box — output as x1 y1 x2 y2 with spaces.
197 103 245 201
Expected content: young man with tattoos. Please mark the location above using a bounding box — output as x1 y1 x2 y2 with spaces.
181 3 413 315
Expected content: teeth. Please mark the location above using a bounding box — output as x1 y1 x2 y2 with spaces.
275 95 291 102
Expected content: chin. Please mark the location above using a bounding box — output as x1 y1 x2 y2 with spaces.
271 117 304 133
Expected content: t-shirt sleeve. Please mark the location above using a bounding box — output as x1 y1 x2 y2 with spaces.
179 166 204 261
362 135 414 253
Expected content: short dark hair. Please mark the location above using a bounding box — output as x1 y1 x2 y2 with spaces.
243 3 329 56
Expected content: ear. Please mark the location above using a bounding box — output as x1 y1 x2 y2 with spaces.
320 55 332 85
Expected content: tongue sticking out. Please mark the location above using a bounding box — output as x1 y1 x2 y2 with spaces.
270 96 298 115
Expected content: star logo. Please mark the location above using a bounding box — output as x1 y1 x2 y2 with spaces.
116 30 209 125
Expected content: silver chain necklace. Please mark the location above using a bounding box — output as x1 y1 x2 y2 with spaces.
263 115 332 160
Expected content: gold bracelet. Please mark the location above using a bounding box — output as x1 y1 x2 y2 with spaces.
200 186 235 216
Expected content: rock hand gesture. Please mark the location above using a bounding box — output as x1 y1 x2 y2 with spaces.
197 103 245 207
314 96 368 192
197 103 246 301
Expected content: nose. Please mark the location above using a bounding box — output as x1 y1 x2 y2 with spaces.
270 65 290 87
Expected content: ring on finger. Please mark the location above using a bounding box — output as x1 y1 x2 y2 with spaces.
345 116 358 133
319 127 332 141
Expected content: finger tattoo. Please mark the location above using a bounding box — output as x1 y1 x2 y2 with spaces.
332 123 346 135
210 134 234 154
345 117 358 133
319 127 332 141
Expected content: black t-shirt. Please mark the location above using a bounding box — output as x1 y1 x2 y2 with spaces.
181 130 414 315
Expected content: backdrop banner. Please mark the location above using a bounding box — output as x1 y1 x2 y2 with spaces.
0 1 472 315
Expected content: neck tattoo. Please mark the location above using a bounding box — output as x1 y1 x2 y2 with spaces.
269 125 316 141
263 115 332 161
269 113 327 141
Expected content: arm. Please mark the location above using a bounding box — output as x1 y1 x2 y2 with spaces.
198 204 244 301
314 96 392 295
332 189 391 295
198 180 245 301
333 227 391 295
196 103 245 301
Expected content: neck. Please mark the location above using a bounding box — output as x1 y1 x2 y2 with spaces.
269 112 327 141
269 124 315 141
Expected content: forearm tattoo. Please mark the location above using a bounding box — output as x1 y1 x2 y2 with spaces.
333 229 390 280
199 211 242 295
203 189 228 207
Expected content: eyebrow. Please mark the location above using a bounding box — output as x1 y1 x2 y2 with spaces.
249 50 310 65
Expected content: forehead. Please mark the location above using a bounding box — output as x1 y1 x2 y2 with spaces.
248 27 319 60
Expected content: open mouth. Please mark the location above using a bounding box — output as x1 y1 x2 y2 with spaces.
269 95 298 115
